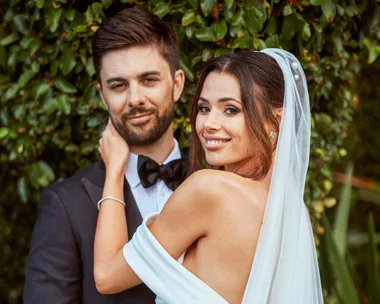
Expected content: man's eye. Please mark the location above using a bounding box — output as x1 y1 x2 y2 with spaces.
144 78 158 84
111 84 125 90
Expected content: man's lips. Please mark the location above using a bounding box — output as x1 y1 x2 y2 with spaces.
126 113 154 125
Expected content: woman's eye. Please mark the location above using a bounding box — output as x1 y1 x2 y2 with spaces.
198 105 210 113
225 107 238 115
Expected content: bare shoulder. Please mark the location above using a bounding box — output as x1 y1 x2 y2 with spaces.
181 169 250 204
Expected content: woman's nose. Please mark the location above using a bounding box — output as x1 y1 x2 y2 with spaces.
202 111 221 131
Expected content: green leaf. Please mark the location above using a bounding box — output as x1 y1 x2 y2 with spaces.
224 0 234 10
46 8 62 32
91 2 103 17
213 20 228 41
18 70 35 88
41 96 57 115
322 214 361 304
311 0 326 5
302 23 311 41
56 94 71 115
264 18 277 35
59 49 77 76
266 34 280 48
200 0 213 17
195 27 216 42
333 162 353 256
152 3 170 19
231 10 245 26
322 0 336 21
202 49 212 62
5 83 19 100
283 6 293 16
245 7 265 34
54 78 77 93
64 8 76 21
182 10 196 27
367 212 380 304
37 161 55 181
13 14 28 34
14 104 26 120
87 117 102 128
36 0 45 8
195 14 206 27
180 53 194 82
0 127 9 139
17 177 29 203
0 32 20 46
368 47 378 64
101 0 112 9
280 15 297 41
86 57 96 77
31 81 50 98
73 25 88 33
185 25 195 39
188 0 199 10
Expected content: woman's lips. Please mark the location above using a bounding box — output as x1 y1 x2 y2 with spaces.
127 113 153 126
204 138 231 151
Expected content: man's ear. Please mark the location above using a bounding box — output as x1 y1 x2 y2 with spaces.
97 83 108 110
173 69 185 103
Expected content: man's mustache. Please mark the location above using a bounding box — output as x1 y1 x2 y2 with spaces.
121 106 156 122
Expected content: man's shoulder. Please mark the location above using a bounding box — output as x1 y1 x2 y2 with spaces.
48 160 104 195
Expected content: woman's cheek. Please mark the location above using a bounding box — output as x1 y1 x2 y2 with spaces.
195 114 203 136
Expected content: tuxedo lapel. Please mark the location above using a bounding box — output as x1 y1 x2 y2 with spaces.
81 162 143 239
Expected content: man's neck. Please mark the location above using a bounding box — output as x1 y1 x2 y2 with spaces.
129 127 175 164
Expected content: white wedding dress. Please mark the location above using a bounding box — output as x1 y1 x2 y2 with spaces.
123 49 323 304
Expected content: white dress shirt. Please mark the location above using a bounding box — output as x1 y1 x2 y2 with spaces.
125 139 182 219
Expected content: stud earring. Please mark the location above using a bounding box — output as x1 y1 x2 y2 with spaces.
269 131 276 139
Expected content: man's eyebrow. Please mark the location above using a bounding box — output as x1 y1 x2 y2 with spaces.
105 77 126 85
105 71 161 85
139 71 161 78
199 97 242 104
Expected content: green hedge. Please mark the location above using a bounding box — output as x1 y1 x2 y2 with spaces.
0 0 379 302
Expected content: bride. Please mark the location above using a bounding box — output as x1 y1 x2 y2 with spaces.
93 49 323 303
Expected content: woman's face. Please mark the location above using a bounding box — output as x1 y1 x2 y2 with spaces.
195 72 254 172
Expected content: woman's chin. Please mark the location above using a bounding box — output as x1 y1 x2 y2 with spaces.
205 157 226 168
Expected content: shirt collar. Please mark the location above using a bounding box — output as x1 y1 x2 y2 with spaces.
125 139 181 189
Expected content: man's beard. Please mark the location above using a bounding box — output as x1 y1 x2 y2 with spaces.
110 102 175 146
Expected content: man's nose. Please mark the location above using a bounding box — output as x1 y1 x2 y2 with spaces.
127 83 145 107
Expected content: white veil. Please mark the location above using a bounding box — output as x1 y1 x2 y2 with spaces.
242 49 323 303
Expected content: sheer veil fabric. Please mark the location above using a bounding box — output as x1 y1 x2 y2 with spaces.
123 48 323 303
241 49 323 303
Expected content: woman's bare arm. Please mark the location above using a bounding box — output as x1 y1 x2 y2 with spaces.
94 167 220 294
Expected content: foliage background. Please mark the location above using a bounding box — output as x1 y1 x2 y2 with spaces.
0 0 379 303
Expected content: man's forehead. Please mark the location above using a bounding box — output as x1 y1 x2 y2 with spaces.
100 46 170 79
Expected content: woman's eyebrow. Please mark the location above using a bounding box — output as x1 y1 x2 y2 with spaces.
199 96 242 104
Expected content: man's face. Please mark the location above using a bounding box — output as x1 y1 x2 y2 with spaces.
98 46 184 145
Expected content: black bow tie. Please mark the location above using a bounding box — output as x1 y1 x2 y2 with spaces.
137 155 188 191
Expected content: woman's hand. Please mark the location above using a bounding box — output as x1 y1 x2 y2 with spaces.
98 119 129 175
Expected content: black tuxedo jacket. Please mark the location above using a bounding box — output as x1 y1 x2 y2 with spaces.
24 160 156 304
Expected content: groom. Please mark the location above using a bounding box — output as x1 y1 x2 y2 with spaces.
24 8 187 304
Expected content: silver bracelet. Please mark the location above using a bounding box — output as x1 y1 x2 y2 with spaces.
97 196 126 210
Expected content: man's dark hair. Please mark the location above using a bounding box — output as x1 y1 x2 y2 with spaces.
92 8 180 82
